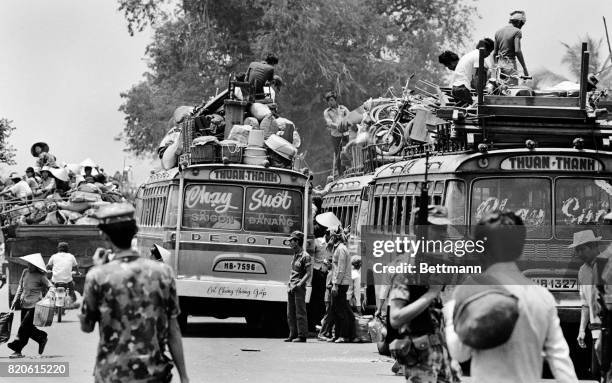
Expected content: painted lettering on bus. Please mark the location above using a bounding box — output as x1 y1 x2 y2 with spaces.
248 189 292 211
501 155 602 171
190 233 282 246
184 185 238 213
210 169 281 183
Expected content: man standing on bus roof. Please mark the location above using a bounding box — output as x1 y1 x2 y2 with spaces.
285 230 312 343
569 229 602 378
494 10 528 85
80 203 189 383
323 91 350 177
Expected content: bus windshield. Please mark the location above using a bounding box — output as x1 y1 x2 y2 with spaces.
244 187 302 234
182 183 303 234
471 178 551 238
555 178 612 238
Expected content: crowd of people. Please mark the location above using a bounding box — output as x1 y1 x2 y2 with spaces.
0 142 126 226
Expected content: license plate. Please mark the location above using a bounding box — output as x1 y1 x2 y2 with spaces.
531 278 578 291
213 261 265 274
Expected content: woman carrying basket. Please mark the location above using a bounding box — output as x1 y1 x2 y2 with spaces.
7 253 53 358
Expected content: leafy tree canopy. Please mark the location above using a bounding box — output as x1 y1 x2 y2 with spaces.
117 0 475 182
0 118 17 166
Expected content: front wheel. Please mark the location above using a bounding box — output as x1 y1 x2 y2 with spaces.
57 307 63 323
370 119 406 156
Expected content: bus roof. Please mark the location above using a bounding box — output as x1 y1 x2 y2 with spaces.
374 148 612 181
327 174 374 194
143 164 308 185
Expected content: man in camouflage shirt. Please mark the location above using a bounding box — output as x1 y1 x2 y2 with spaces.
80 203 189 383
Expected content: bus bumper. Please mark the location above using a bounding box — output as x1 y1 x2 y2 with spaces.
176 276 288 302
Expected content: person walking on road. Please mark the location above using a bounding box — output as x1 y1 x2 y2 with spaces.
80 203 189 383
7 253 53 358
445 211 577 383
569 230 603 379
285 230 312 343
327 226 355 343
46 241 80 305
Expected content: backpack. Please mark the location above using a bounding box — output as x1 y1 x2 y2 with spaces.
453 274 519 350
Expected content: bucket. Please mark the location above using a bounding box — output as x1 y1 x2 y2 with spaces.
243 155 268 166
247 129 265 147
244 147 267 157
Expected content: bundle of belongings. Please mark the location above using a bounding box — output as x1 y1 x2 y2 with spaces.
157 101 302 170
0 145 127 227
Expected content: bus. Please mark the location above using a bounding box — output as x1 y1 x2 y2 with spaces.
134 164 311 332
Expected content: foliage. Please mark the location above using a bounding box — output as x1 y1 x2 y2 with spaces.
0 119 17 166
561 34 612 87
117 0 476 183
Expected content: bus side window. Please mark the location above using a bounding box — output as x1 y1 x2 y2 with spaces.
381 197 388 233
164 185 180 227
395 196 403 234
373 197 381 231
404 196 413 234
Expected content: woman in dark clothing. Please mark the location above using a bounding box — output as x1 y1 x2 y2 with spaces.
7 254 53 358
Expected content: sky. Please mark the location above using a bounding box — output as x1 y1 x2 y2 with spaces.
0 0 611 184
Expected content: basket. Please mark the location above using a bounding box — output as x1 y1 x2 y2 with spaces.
34 297 55 327
191 143 219 164
181 118 196 154
220 142 243 163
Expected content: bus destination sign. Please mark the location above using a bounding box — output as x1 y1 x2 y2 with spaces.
500 155 603 172
210 169 281 184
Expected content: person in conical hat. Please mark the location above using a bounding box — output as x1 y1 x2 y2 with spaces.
80 158 98 179
7 253 53 358
31 142 57 169
34 166 56 198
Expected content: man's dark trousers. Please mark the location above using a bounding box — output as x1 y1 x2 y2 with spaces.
287 285 308 339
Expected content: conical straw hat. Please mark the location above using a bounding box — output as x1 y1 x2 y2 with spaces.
20 253 47 273
315 212 341 229
154 244 171 263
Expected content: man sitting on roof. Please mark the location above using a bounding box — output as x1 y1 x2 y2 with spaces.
0 172 33 201
246 53 279 100
451 38 494 107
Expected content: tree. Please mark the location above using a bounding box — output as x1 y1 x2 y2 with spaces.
117 0 476 182
0 119 17 166
561 34 612 87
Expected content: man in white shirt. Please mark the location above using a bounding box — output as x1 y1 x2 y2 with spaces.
451 38 494 106
445 211 578 383
46 242 80 304
0 172 33 200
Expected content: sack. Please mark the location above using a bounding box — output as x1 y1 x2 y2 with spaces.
0 311 13 344
34 297 55 327
249 103 272 121
453 275 519 350
354 315 372 343
368 315 386 344
260 114 279 139
70 191 102 203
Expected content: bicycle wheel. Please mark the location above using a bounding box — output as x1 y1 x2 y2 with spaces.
370 103 400 122
370 119 406 156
